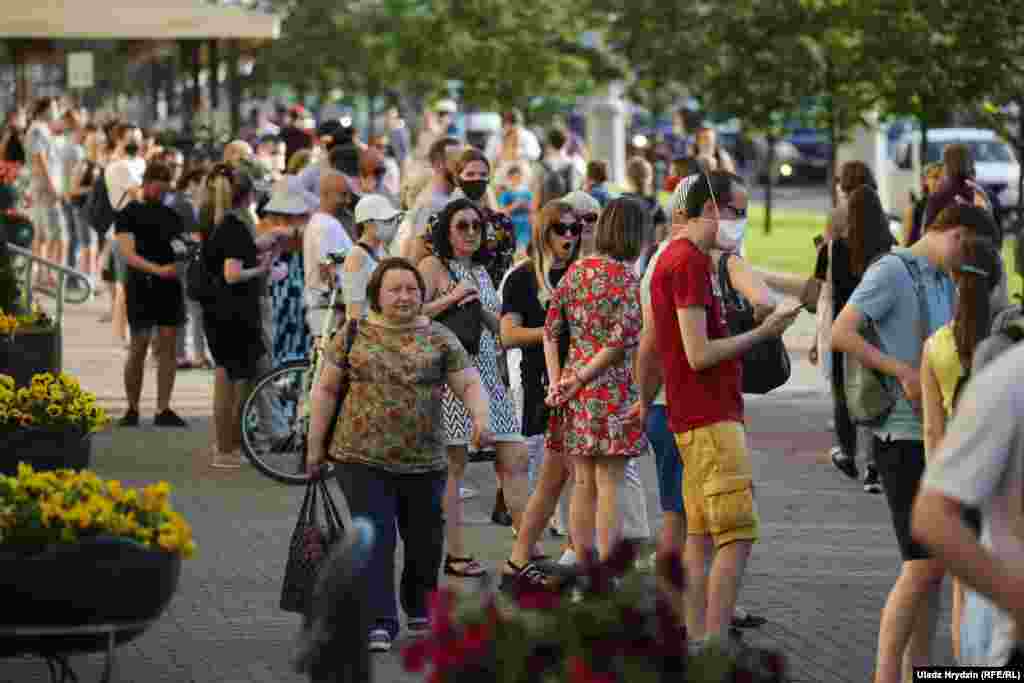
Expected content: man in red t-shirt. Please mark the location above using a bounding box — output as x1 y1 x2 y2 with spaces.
635 171 800 644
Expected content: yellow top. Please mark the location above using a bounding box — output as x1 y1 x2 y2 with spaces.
923 323 964 418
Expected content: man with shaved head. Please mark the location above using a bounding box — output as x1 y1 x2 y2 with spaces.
304 170 354 337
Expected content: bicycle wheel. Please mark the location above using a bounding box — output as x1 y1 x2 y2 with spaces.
240 360 323 485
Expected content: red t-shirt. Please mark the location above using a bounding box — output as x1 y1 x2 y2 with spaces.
649 238 743 433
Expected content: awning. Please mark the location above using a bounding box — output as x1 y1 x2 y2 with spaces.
0 1 281 40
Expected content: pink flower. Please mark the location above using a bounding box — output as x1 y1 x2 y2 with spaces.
429 588 455 637
401 639 432 673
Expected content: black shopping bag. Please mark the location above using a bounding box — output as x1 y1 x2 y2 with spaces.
280 475 345 614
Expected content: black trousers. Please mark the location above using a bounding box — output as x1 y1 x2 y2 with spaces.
831 351 858 459
334 462 445 638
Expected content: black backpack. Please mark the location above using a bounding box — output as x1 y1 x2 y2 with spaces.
84 171 126 233
538 161 574 206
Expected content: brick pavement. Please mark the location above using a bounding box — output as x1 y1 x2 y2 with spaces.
0 295 955 682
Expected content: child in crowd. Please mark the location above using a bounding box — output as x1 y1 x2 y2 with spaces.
498 164 533 258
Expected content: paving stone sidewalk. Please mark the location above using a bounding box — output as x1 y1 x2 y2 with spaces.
0 295 955 682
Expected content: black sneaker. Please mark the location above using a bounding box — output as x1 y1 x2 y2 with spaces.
491 489 513 527
830 446 859 480
118 409 140 427
863 465 883 494
154 409 188 427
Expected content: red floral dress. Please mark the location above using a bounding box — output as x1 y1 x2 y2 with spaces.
543 256 647 459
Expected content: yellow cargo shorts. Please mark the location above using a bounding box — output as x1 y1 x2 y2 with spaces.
674 420 759 548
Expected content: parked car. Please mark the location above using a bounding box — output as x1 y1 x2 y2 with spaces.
888 128 1021 227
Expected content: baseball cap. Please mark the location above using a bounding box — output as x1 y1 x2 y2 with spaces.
435 99 457 115
354 194 401 225
562 190 600 215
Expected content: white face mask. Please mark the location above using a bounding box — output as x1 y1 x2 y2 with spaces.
707 176 747 252
716 218 747 252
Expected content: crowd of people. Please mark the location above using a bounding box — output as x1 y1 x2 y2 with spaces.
7 94 1024 676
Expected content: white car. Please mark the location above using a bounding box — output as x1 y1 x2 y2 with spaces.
888 128 1020 223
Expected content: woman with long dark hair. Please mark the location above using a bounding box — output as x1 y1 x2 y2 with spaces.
919 235 1001 665
419 197 528 578
825 184 895 491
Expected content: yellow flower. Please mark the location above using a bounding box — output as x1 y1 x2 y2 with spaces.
35 373 55 386
0 375 13 391
30 385 47 401
48 386 64 402
46 404 63 418
16 388 30 403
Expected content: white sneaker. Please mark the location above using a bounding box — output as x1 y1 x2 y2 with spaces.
459 487 477 500
558 549 577 566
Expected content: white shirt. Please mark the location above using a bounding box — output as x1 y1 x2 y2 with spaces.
303 211 353 310
640 239 676 406
105 156 146 211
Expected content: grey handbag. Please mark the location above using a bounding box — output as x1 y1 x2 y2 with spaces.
844 253 929 426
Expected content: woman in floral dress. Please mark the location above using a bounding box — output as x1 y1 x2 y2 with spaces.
544 196 648 562
419 197 528 578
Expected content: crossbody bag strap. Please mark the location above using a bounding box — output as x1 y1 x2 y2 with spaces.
716 251 745 311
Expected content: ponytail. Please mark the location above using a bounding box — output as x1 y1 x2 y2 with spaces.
200 164 254 236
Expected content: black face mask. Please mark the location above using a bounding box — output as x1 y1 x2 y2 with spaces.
460 180 488 202
124 143 140 157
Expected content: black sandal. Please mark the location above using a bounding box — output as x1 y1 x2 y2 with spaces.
444 554 486 578
499 560 550 594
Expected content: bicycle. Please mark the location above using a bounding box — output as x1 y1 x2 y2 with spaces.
239 250 347 484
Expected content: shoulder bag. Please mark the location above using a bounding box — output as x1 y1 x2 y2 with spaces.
843 253 928 426
435 260 483 356
717 253 791 394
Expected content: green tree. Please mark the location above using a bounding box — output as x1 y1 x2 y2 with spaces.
697 0 822 233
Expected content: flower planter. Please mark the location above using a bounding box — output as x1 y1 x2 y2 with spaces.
0 536 181 657
0 428 91 476
0 327 60 390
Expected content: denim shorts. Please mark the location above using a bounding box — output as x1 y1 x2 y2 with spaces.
645 405 683 514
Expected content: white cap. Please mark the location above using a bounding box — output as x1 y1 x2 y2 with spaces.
668 174 700 217
434 99 458 114
355 194 401 224
264 177 315 215
561 190 600 215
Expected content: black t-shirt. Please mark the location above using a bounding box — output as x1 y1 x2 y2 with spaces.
114 200 185 266
501 261 567 435
204 213 261 318
813 238 859 318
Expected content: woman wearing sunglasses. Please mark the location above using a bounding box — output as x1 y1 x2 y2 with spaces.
499 200 581 584
419 198 529 578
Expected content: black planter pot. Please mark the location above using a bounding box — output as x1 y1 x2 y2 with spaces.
0 328 60 389
0 536 182 657
0 428 91 476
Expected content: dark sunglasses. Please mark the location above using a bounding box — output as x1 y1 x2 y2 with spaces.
454 220 484 235
580 213 598 224
550 221 583 238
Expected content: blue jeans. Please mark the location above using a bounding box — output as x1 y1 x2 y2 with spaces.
334 462 445 638
645 405 684 514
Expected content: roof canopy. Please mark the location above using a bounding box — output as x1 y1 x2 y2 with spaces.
0 1 281 40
